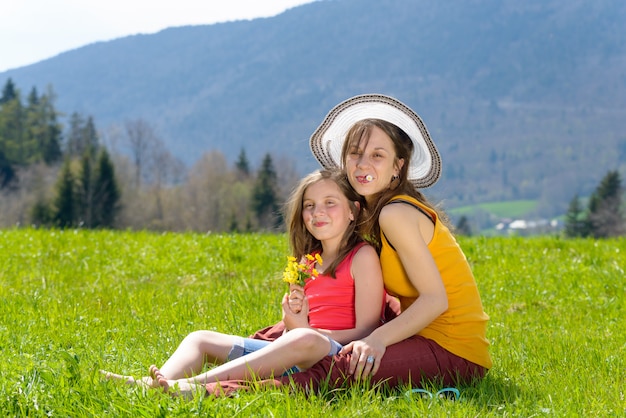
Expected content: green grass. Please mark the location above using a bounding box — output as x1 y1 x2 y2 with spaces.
449 199 538 220
1 229 624 416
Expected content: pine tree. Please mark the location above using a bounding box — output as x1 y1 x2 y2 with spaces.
26 87 39 107
39 91 63 164
235 148 250 178
587 170 625 238
0 149 15 188
22 88 41 162
25 88 62 164
564 195 589 238
31 199 53 226
0 91 25 163
66 113 98 158
53 159 76 228
83 116 99 158
252 153 280 230
76 153 94 227
455 215 472 236
66 113 83 157
92 149 120 228
0 79 17 104
228 212 240 232
564 194 587 237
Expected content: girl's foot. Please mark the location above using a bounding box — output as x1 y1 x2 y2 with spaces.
150 365 201 398
149 365 164 382
158 378 200 398
99 370 157 388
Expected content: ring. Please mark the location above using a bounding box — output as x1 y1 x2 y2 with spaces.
366 355 375 363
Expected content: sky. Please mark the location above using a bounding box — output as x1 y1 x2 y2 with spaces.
0 0 316 73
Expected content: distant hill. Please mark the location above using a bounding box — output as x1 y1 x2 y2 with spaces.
2 0 625 217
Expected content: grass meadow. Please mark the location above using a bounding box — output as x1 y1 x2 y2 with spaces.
449 199 539 220
1 229 624 417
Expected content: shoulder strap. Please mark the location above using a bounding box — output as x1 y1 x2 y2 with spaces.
386 198 435 225
382 199 435 252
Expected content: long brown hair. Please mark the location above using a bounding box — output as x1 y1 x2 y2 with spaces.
284 169 365 278
341 119 451 248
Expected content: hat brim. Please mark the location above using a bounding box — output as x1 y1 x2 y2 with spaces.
310 94 441 189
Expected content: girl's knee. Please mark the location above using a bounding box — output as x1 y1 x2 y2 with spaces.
183 330 225 348
185 330 212 342
183 330 233 360
287 328 328 351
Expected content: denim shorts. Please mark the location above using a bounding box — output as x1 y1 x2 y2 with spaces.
228 335 342 375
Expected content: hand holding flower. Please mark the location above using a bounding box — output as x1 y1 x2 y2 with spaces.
281 293 310 331
281 253 321 323
288 284 305 313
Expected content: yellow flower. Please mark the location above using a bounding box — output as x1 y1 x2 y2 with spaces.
282 253 323 286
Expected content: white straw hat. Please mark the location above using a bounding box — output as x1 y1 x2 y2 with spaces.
309 94 441 188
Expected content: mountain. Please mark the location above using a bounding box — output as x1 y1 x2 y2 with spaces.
2 0 625 217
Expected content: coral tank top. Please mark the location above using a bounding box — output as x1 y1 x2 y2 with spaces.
304 242 368 330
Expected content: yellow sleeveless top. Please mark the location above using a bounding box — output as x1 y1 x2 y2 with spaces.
380 195 492 369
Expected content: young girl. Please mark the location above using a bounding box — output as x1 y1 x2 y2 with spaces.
102 169 384 395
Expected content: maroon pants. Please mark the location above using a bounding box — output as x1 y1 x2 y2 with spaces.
280 334 485 391
204 322 486 397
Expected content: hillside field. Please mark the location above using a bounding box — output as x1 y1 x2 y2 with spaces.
0 229 623 416
449 200 539 220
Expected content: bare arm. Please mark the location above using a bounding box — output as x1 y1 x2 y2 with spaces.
369 204 448 345
342 203 448 376
309 245 384 344
285 245 384 344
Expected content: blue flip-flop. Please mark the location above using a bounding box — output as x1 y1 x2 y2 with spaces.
405 387 460 401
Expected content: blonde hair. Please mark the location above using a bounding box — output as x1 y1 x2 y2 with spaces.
284 169 365 277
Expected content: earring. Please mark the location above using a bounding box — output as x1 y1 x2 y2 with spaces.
390 174 400 190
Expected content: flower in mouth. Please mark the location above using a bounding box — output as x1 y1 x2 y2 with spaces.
365 175 373 181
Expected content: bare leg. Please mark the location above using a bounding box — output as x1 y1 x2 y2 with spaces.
161 328 332 386
158 330 236 380
101 330 236 386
